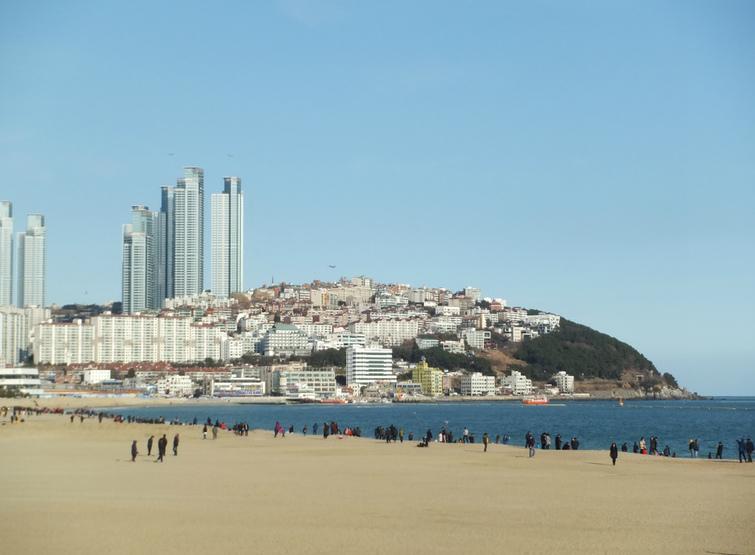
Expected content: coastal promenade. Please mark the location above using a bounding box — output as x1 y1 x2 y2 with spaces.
1 408 753 554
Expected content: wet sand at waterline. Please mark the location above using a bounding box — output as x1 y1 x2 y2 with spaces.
1 414 753 554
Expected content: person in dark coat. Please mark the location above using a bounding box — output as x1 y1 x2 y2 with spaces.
555 434 562 450
715 442 724 459
173 433 180 456
746 438 754 463
157 434 167 462
147 435 154 456
482 432 489 452
131 440 138 462
621 442 628 452
323 422 329 439
609 442 618 466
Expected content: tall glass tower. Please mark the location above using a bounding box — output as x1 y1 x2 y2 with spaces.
172 167 204 297
0 201 12 306
211 177 244 297
17 214 46 307
122 205 162 313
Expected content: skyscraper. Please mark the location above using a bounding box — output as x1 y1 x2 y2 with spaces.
0 201 12 306
171 167 204 297
122 205 162 313
122 226 147 314
211 177 244 297
160 186 175 300
17 214 46 307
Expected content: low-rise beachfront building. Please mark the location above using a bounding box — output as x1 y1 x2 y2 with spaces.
271 367 338 398
501 370 533 396
346 345 395 388
460 372 495 396
81 368 112 385
553 371 574 393
155 374 195 397
0 367 42 395
396 381 423 396
412 360 444 397
210 377 265 398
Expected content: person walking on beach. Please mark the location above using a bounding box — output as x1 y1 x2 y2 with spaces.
693 438 699 458
147 435 154 456
157 434 167 462
203 424 208 439
212 425 218 440
173 434 180 456
131 440 138 462
639 437 647 455
463 427 469 444
746 438 753 463
737 438 746 463
399 428 404 443
527 434 535 458
715 441 724 459
483 432 489 452
323 422 329 439
610 442 618 466
555 434 562 450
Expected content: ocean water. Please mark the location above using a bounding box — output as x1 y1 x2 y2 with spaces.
112 397 755 460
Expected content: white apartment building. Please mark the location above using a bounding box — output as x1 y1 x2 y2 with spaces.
35 319 94 365
260 324 311 357
461 328 491 351
434 305 461 317
155 374 195 397
294 323 333 338
346 345 395 387
553 370 575 393
501 370 534 396
460 372 495 396
349 319 420 347
0 306 24 366
35 314 225 364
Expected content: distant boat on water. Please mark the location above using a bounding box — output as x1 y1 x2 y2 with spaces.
522 396 549 406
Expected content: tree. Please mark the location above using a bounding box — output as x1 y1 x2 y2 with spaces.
662 372 679 388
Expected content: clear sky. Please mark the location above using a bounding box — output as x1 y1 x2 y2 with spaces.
1 1 753 395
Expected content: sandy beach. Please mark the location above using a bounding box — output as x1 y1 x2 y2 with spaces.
1 409 753 555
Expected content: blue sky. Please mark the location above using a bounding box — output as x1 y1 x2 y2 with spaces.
1 1 753 394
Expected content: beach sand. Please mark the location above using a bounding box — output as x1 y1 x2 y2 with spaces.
1 411 753 554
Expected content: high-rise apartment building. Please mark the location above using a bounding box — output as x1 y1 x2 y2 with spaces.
211 177 244 297
170 167 204 297
17 214 46 307
160 186 175 299
121 205 163 313
0 201 12 306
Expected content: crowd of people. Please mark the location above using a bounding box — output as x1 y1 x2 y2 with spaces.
2 405 752 466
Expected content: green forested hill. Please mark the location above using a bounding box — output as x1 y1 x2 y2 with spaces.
513 318 666 382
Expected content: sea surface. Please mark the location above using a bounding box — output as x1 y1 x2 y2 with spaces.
112 397 755 460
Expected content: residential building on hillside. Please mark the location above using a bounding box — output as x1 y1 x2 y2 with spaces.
553 370 575 393
260 324 310 357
